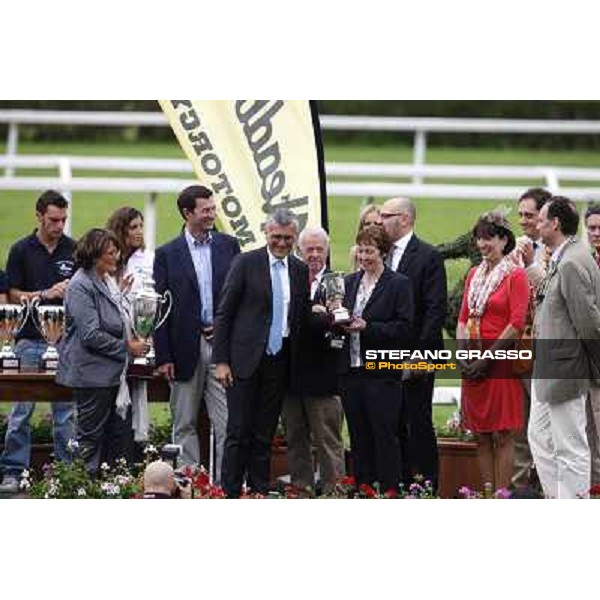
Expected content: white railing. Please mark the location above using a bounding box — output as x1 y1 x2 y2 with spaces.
2 154 600 251
3 109 600 182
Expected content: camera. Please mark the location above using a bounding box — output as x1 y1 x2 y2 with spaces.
173 471 191 488
160 443 182 468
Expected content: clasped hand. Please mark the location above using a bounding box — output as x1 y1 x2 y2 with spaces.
341 316 366 332
459 358 489 379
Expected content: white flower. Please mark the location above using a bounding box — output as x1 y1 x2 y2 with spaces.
67 439 79 452
116 475 132 486
100 482 121 497
100 462 110 472
48 479 60 497
19 479 31 491
77 488 87 497
21 469 30 479
143 445 157 455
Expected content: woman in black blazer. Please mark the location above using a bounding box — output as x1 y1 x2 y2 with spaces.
338 225 414 493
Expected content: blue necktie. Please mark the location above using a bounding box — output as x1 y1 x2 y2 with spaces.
267 260 284 355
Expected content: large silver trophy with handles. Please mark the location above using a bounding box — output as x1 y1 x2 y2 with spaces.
321 271 351 324
30 299 65 371
0 300 29 371
130 269 172 367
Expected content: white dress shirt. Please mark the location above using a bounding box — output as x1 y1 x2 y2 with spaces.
389 230 414 271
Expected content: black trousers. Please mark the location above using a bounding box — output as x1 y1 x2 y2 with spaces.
340 374 403 492
222 346 289 498
73 386 133 475
399 374 439 490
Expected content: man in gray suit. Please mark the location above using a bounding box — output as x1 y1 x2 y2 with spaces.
529 196 600 498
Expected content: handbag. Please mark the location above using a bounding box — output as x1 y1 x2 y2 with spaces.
513 323 533 376
508 273 534 376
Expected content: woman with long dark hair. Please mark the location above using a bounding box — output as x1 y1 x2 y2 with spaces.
457 210 529 491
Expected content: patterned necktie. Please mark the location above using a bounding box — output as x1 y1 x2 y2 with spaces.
267 260 284 355
595 251 600 270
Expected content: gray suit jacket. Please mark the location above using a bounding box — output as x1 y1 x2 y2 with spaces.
533 240 600 403
56 268 127 388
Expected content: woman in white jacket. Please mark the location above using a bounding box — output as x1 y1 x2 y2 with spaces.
106 207 155 449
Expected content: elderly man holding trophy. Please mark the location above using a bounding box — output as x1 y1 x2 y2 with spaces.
282 227 346 496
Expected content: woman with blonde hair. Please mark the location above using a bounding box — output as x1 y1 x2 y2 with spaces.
350 204 383 270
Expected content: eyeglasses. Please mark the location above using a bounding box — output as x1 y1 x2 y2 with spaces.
269 234 295 243
380 212 404 220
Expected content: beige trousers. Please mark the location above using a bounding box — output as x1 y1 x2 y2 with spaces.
586 387 600 486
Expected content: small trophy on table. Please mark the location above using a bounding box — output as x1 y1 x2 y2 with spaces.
320 271 351 349
0 300 29 371
130 270 172 375
30 300 65 371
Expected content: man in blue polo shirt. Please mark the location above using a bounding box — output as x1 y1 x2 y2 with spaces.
0 190 76 494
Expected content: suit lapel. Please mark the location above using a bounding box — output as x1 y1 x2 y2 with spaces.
345 272 361 312
313 268 330 305
397 235 418 274
259 247 272 304
175 235 200 297
363 268 391 316
210 233 222 298
91 275 120 310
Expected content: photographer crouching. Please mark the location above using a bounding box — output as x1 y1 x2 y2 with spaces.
143 445 192 499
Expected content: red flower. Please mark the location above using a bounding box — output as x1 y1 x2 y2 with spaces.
339 475 356 487
590 484 600 496
358 483 377 498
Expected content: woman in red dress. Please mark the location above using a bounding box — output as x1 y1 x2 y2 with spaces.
457 210 529 491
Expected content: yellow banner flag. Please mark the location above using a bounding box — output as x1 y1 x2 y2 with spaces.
159 100 327 250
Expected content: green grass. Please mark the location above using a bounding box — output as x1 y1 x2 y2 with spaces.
3 140 598 291
1 401 457 440
1 140 597 341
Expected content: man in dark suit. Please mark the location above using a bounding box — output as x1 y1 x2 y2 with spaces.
154 185 240 484
213 208 311 498
283 226 345 495
381 197 447 491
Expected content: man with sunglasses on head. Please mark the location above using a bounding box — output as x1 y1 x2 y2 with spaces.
509 188 552 490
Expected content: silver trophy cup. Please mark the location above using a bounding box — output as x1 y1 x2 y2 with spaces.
321 271 351 324
130 272 172 366
0 300 29 371
31 299 66 371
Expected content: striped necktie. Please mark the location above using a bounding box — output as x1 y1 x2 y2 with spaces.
267 260 284 355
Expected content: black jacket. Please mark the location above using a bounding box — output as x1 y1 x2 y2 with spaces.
337 267 414 375
213 247 311 386
291 269 339 396
392 235 446 351
153 232 240 381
